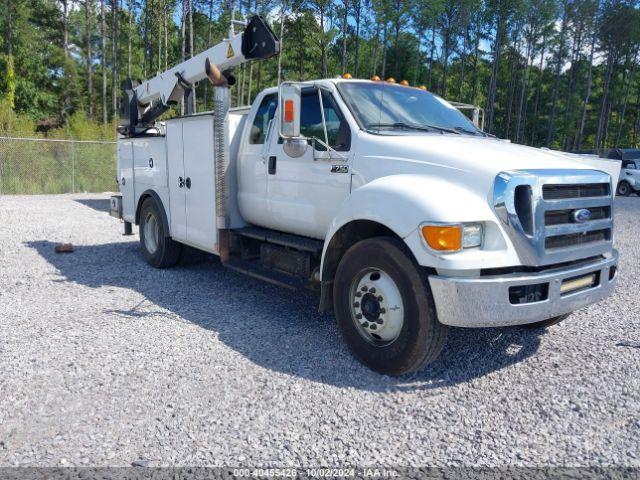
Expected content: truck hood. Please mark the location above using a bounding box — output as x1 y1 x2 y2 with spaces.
354 133 611 197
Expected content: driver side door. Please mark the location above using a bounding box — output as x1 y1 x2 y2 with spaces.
266 88 352 239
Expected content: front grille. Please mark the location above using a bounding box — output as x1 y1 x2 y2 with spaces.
544 206 610 225
545 229 610 249
542 183 610 199
494 171 613 266
542 181 612 253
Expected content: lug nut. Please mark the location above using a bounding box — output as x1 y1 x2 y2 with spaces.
369 288 376 293
377 296 383 301
370 324 377 330
362 322 369 329
361 286 368 292
355 291 362 297
376 319 383 324
355 313 362 319
353 301 360 307
380 308 386 314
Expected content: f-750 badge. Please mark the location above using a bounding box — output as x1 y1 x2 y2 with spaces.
331 165 349 174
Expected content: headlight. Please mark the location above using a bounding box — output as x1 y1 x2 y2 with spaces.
421 223 483 252
461 223 483 248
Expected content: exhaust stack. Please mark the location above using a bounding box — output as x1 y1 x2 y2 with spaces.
213 82 231 262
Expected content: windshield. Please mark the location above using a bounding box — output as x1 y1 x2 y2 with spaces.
337 82 483 136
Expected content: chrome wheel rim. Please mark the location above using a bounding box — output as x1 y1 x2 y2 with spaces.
143 212 160 254
349 268 404 346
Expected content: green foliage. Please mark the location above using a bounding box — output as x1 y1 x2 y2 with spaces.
0 0 638 151
6 54 15 110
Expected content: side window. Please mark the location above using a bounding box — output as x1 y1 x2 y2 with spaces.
299 90 350 151
249 94 277 144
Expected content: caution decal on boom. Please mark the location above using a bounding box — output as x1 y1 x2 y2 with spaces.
227 44 235 58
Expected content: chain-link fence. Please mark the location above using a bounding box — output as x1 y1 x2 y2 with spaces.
0 137 117 194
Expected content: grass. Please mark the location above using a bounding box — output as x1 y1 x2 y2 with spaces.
0 140 117 194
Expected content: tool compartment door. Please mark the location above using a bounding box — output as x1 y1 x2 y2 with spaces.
166 122 187 242
181 116 218 252
117 139 135 223
133 137 168 188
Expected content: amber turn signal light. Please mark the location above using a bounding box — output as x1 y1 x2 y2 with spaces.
421 225 462 251
284 99 294 123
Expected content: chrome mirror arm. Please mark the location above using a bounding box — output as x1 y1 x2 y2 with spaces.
311 137 347 162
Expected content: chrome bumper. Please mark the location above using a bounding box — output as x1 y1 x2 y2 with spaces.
428 251 618 327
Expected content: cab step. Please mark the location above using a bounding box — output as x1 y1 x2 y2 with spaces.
231 226 324 254
223 257 307 290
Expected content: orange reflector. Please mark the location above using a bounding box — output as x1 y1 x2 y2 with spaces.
371 75 381 81
418 85 427 90
342 73 353 79
421 225 462 251
386 77 396 83
284 99 294 123
400 80 409 86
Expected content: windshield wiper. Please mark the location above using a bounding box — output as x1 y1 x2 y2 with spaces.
367 122 432 132
367 122 461 134
453 126 486 136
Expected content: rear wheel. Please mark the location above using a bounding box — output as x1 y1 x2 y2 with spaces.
523 313 571 330
617 181 631 196
333 237 448 376
139 197 182 268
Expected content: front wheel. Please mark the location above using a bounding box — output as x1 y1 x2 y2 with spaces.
617 181 631 196
333 237 448 376
139 197 182 268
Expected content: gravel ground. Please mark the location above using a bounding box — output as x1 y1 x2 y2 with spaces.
0 193 639 469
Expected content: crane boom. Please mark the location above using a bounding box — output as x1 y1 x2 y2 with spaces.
119 15 279 136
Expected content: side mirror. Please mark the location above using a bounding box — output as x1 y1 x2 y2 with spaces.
279 82 301 138
283 138 308 158
279 82 308 158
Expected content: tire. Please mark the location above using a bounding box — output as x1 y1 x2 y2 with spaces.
523 313 571 330
617 181 631 196
333 237 448 376
139 197 182 268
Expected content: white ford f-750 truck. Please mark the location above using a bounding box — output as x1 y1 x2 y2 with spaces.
111 17 619 375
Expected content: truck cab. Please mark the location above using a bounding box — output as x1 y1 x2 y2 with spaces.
237 83 352 239
111 18 619 375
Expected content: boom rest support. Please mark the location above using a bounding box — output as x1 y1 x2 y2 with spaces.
241 15 280 60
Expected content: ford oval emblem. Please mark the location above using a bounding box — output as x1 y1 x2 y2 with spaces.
573 208 592 223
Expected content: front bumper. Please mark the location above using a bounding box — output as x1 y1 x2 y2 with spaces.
428 250 618 327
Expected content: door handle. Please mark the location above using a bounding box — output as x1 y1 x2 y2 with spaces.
268 156 277 175
178 176 185 188
185 177 191 189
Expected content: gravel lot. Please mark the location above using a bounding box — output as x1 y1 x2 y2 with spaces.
0 193 639 468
